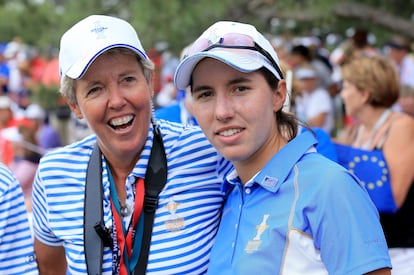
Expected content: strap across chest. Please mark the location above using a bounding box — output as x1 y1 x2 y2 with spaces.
84 125 167 275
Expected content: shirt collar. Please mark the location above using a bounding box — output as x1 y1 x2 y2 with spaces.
131 124 155 179
223 130 318 193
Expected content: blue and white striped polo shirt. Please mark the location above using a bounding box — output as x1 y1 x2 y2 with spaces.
32 119 232 274
0 163 38 275
208 131 391 275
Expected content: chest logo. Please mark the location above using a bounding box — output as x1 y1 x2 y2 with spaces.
164 197 185 232
245 214 269 253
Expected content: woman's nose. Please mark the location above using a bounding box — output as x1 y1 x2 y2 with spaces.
214 94 234 122
108 85 126 109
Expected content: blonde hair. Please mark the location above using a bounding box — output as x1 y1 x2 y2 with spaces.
341 56 400 107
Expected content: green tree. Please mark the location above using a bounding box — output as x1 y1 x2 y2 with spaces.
0 0 412 54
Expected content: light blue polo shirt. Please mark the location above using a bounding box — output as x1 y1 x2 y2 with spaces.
208 131 391 275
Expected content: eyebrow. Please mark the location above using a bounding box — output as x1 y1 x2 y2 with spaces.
192 76 252 93
228 76 252 86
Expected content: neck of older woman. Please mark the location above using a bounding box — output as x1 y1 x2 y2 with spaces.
108 165 129 205
354 107 391 149
359 107 389 130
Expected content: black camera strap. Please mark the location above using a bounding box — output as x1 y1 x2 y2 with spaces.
84 125 167 275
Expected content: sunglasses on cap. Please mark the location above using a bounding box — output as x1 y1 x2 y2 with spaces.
186 32 284 80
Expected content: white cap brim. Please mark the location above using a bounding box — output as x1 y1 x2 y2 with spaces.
174 48 279 90
64 44 146 79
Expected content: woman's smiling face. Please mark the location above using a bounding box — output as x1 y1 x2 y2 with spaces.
69 50 153 161
190 58 284 165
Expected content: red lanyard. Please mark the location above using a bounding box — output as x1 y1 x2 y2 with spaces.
110 177 145 275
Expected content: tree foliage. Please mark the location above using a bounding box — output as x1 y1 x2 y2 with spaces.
0 0 412 56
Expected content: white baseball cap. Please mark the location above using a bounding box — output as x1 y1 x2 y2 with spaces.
0 95 12 109
174 21 283 90
1 127 23 143
59 14 149 80
25 104 46 121
295 67 317 80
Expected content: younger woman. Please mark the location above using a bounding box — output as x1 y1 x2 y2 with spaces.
174 21 391 274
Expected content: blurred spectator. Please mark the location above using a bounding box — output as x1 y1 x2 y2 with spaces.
4 125 43 214
294 66 334 135
4 37 29 98
396 85 414 117
279 60 338 162
0 95 31 166
270 35 292 66
350 28 378 58
29 49 47 84
155 44 197 125
289 43 342 135
299 35 333 72
0 44 10 95
147 47 162 93
25 103 62 151
0 161 38 274
0 95 16 129
155 75 177 108
155 87 197 126
384 35 414 89
67 113 92 144
13 88 32 118
289 44 333 92
40 49 60 87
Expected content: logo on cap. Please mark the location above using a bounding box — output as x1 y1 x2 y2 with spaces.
207 27 222 46
91 21 108 39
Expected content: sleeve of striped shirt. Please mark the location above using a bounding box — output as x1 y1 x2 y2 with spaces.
31 162 64 246
0 163 38 275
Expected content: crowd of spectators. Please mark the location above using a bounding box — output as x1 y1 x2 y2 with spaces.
0 24 413 273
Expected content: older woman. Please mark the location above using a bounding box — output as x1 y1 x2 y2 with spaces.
32 15 231 275
335 56 414 275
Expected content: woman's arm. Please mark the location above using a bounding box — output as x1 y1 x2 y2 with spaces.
383 114 414 207
34 238 67 275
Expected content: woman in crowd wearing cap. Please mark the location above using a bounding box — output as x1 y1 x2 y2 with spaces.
174 21 391 274
0 161 38 274
293 65 334 135
7 125 43 212
0 95 31 166
384 35 414 89
4 124 43 234
25 103 62 151
334 56 414 275
32 15 231 274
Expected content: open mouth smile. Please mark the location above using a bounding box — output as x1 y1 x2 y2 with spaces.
218 128 243 137
108 115 134 130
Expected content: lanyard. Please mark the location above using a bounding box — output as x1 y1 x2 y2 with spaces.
107 168 145 274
